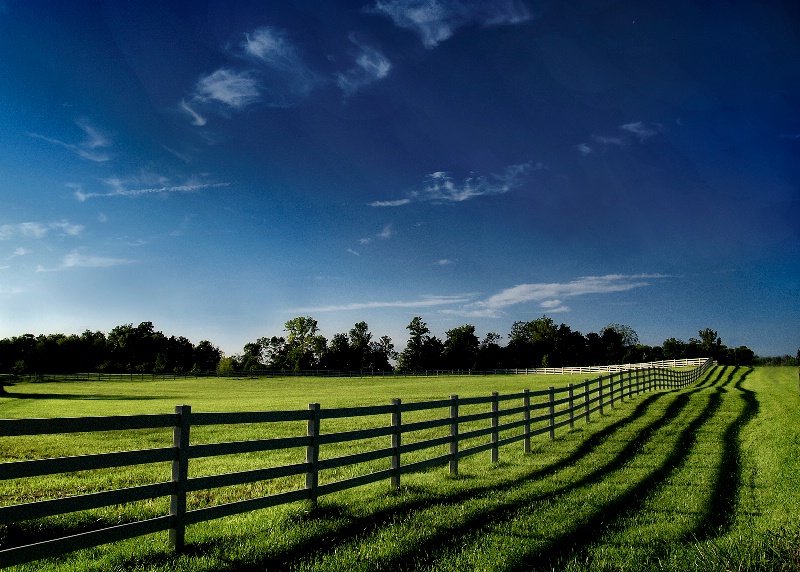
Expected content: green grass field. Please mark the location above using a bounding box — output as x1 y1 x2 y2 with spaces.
1 366 799 571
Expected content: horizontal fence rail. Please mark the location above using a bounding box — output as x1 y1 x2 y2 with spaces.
0 359 713 567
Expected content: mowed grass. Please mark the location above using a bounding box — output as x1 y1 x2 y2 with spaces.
1 367 799 571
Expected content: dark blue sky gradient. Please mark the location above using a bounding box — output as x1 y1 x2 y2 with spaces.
0 0 798 356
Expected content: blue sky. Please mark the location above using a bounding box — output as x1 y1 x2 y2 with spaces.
1 0 798 357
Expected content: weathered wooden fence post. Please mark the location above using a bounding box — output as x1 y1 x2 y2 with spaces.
391 398 401 489
548 386 555 440
583 379 590 423
169 404 191 551
599 377 604 415
491 392 499 463
523 389 531 453
568 383 575 430
449 395 459 475
306 403 320 505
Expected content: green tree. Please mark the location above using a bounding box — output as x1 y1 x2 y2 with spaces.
397 317 443 371
477 332 503 370
507 316 557 367
443 324 479 370
282 316 326 371
369 335 397 371
349 321 373 370
193 340 222 372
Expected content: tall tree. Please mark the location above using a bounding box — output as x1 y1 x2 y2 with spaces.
397 317 443 371
282 316 326 371
443 324 479 370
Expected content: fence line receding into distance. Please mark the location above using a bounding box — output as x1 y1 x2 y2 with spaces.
0 359 713 567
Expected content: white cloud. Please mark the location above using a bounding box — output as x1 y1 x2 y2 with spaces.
436 258 454 265
337 36 392 96
619 121 660 141
592 135 625 146
28 119 112 162
451 274 669 318
242 26 299 69
369 198 412 207
37 249 135 272
371 162 537 207
74 178 228 201
377 224 394 239
179 99 207 126
0 221 84 240
588 121 661 150
240 26 319 105
6 247 27 260
369 0 532 49
195 69 260 109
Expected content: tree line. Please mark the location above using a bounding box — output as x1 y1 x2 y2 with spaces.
0 316 756 377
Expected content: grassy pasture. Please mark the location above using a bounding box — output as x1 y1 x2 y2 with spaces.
1 367 799 571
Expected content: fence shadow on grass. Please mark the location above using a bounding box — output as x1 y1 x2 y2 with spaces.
688 367 758 540
148 368 723 572
515 367 756 571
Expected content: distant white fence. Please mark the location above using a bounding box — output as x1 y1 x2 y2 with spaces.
500 358 711 376
0 359 714 567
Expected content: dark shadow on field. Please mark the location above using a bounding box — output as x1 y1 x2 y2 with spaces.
520 367 754 571
496 367 734 571
686 367 758 540
152 368 722 572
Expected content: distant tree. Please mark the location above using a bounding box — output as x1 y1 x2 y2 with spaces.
348 321 373 370
443 324 479 370
259 336 288 370
397 317 443 371
477 332 503 370
240 342 264 371
662 337 687 360
216 355 240 375
281 316 326 371
320 332 351 370
507 317 557 367
193 340 222 372
553 324 587 367
369 335 397 371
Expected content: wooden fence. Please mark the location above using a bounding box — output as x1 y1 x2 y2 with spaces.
0 359 713 567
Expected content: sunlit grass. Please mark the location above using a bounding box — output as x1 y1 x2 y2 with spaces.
2 367 798 571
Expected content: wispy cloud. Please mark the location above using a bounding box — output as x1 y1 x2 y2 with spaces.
369 0 532 49
240 26 319 105
28 119 112 162
296 294 472 313
619 121 660 142
584 121 661 152
37 249 135 272
456 274 668 317
179 99 207 127
436 258 454 265
194 69 260 109
370 198 412 207
358 223 395 246
74 178 228 201
0 220 83 240
7 247 28 259
337 35 392 96
370 162 537 207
